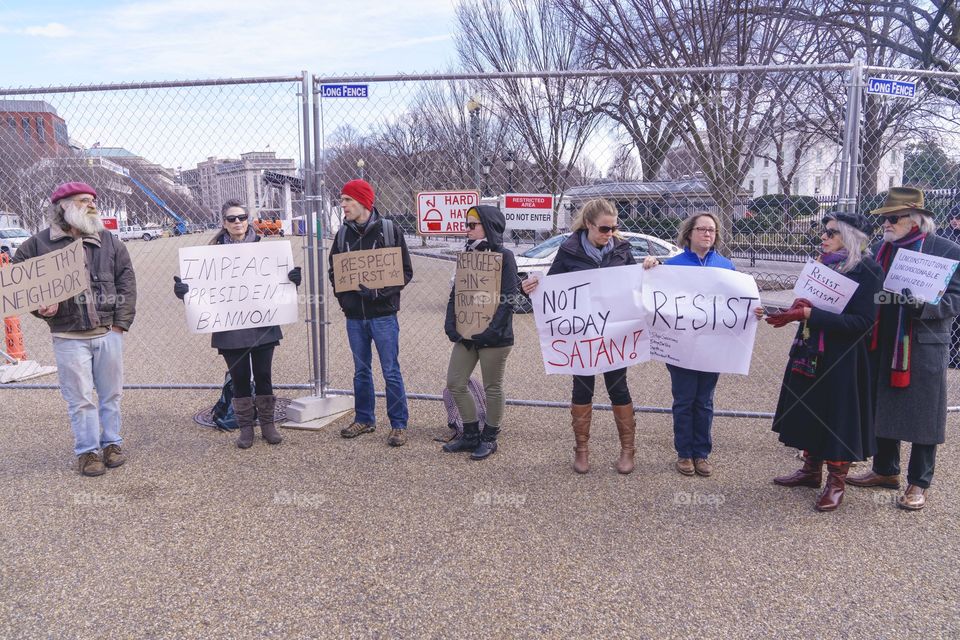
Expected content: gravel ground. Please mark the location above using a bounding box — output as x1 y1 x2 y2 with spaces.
3 233 959 638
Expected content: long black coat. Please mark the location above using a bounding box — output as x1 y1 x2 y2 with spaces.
772 258 884 461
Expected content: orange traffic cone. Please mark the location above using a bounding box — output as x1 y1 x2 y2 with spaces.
1 251 27 361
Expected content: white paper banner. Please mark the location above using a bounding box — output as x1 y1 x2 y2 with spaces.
178 241 299 334
531 264 650 375
792 260 860 314
883 248 959 305
642 266 761 375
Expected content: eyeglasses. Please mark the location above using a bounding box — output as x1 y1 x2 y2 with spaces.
693 226 716 235
72 196 96 205
593 224 619 233
466 222 481 230
224 214 249 223
881 214 907 225
822 228 840 238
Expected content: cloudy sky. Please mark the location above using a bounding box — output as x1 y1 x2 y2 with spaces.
0 0 461 86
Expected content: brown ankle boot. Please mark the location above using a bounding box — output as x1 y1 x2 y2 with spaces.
774 453 822 488
612 404 636 474
815 462 850 512
254 394 282 444
571 404 592 474
233 397 256 449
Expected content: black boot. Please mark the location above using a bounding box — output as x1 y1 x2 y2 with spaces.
442 420 480 453
470 424 500 460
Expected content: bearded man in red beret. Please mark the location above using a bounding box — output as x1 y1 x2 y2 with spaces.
13 182 137 476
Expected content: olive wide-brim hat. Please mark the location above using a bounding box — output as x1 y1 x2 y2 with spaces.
870 186 933 216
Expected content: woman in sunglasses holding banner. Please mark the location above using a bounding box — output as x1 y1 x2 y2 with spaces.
173 199 301 449
521 198 637 474
765 210 882 512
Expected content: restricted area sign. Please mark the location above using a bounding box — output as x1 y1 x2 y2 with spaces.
502 193 555 231
416 191 479 235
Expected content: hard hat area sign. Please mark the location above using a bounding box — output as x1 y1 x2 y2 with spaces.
503 193 554 231
417 191 480 235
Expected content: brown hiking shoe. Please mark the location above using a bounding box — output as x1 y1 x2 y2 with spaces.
694 458 713 477
102 444 126 468
676 457 695 476
387 428 407 447
78 452 106 477
340 421 375 439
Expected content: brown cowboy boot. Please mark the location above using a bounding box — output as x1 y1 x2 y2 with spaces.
571 404 592 474
815 461 850 512
254 394 282 445
611 404 636 474
774 452 823 488
233 396 256 449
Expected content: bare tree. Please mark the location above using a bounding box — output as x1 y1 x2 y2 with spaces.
607 144 642 182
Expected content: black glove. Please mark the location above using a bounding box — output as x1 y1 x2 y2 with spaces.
288 267 302 287
173 276 189 300
900 288 926 311
358 284 379 300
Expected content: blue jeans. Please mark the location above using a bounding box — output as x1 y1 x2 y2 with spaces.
52 331 124 456
346 315 409 428
667 364 719 459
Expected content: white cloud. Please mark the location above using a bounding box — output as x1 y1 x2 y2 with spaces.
23 22 74 38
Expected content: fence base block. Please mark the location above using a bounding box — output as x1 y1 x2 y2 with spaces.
282 395 355 429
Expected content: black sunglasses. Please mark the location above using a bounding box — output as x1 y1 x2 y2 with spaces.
880 214 907 225
822 228 840 238
593 224 619 233
466 222 481 230
224 214 249 223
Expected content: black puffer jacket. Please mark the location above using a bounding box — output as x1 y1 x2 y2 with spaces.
444 205 519 348
327 209 414 320
547 230 636 275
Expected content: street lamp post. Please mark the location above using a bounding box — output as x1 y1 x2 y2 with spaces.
503 150 515 192
357 158 365 181
466 97 481 190
481 156 492 197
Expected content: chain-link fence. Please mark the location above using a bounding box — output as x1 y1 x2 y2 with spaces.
3 64 960 412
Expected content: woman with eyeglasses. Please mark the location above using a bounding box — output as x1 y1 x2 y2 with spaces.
442 205 518 459
765 211 882 511
520 198 637 474
642 212 757 478
172 199 302 449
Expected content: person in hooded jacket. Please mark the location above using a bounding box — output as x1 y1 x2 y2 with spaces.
442 205 519 460
521 198 637 474
173 199 302 449
327 179 414 447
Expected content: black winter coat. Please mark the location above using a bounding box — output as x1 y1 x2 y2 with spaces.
444 205 518 349
771 257 884 460
327 209 414 320
547 230 636 276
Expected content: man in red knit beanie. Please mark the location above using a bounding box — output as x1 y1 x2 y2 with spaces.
328 179 414 446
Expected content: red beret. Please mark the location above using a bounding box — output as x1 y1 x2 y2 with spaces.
341 179 375 211
51 182 97 203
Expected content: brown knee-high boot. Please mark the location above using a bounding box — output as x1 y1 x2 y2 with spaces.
815 461 850 512
612 404 636 474
571 404 592 474
773 450 822 487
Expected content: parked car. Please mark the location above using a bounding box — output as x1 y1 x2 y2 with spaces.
0 227 30 256
119 225 164 241
512 231 682 312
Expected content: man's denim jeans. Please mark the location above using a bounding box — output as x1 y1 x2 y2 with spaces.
346 315 409 428
52 331 124 456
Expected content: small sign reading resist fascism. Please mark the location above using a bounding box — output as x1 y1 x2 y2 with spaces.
331 247 405 293
454 251 502 337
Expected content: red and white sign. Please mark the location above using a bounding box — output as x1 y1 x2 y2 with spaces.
417 191 479 236
503 193 554 231
100 216 119 231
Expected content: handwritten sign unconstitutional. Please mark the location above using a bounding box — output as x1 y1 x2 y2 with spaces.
532 265 650 375
793 260 859 314
454 251 502 337
642 266 760 375
883 248 959 305
178 241 298 334
0 240 90 317
331 247 404 293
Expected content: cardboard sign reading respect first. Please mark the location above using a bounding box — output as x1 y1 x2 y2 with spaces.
331 247 405 293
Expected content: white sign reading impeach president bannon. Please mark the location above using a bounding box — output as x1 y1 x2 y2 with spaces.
177 241 299 334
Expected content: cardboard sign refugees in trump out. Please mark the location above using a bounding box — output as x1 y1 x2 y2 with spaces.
177 241 299 334
0 240 90 317
454 251 502 337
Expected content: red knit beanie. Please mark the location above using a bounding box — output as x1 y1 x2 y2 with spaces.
341 179 375 211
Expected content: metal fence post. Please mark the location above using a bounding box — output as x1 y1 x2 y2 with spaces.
312 76 329 396
299 70 322 398
837 59 863 213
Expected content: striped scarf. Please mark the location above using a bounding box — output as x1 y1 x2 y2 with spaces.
871 228 926 388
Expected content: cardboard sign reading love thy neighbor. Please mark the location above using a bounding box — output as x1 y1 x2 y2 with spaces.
792 260 860 314
883 248 959 305
178 241 299 334
331 247 405 293
454 251 502 337
0 239 90 317
531 264 650 375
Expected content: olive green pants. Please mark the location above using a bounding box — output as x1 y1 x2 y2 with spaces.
446 342 512 427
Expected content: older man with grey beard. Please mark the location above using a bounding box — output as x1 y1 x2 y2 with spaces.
847 187 960 510
13 182 137 477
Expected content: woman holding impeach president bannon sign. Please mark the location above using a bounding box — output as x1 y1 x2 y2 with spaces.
521 198 637 474
172 199 302 449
